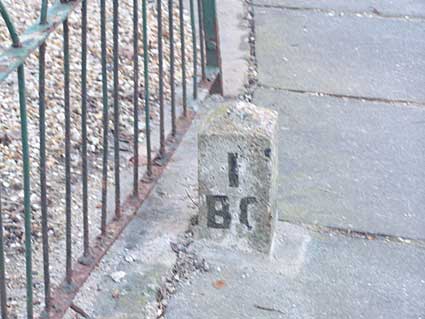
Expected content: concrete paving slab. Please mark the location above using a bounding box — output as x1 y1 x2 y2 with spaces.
255 7 425 103
254 88 425 239
166 222 425 319
253 0 425 18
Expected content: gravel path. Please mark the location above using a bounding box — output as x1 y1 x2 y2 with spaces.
0 0 195 316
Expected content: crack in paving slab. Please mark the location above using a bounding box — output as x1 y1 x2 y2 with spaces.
279 219 425 248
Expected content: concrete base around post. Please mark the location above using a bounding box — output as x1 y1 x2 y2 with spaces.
197 100 278 254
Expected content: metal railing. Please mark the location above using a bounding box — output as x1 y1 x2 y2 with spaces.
0 0 222 317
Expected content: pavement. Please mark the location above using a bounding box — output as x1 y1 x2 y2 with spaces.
63 1 425 318
165 0 425 318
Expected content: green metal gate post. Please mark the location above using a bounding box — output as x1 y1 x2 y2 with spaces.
202 0 223 95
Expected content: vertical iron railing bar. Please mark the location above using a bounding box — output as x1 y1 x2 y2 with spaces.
168 0 176 137
0 190 8 318
63 19 73 286
40 0 48 25
0 0 20 47
113 0 121 218
38 40 51 314
0 4 34 316
197 0 206 81
18 64 33 319
100 0 109 235
157 0 165 157
189 0 197 99
39 0 50 313
142 0 152 176
133 0 139 196
178 0 187 116
80 0 90 259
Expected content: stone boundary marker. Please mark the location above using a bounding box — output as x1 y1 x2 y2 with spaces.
197 101 278 254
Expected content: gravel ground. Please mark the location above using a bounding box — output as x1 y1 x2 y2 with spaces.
0 0 195 316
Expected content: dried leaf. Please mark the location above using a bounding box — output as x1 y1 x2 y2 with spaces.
212 279 226 289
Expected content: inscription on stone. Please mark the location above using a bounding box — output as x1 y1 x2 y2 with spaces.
207 153 257 231
206 195 231 229
239 196 257 230
228 153 239 188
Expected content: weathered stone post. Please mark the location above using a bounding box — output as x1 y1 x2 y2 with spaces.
198 101 278 253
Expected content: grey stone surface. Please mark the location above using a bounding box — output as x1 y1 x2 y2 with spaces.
253 0 425 17
254 88 425 240
166 222 425 319
197 101 278 253
255 7 425 103
217 0 251 97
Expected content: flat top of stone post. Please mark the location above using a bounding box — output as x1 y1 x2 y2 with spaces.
200 101 278 138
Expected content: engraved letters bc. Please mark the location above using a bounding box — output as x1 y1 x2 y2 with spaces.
207 153 257 229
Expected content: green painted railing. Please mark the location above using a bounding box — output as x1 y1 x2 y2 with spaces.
0 0 222 318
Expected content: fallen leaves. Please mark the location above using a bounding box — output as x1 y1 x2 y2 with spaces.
212 279 226 289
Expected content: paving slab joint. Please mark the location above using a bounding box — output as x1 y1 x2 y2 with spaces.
280 219 425 248
257 83 425 107
250 2 425 21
